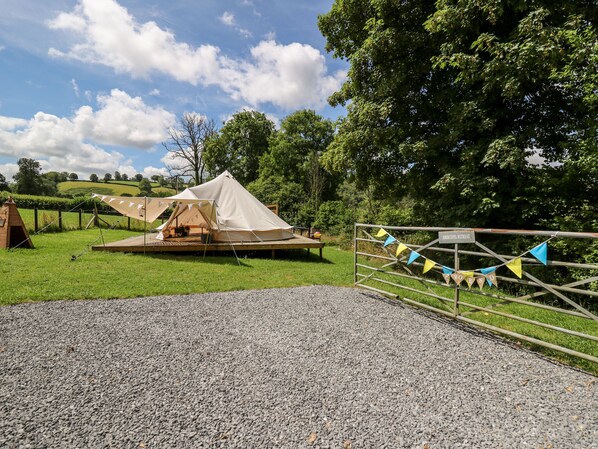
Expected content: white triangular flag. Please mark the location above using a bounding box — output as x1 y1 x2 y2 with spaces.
442 273 451 285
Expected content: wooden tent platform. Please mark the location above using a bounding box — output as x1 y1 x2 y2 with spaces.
92 233 325 258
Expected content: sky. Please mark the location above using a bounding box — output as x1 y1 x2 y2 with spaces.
0 0 347 181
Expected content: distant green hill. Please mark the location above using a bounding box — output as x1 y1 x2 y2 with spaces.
58 181 176 197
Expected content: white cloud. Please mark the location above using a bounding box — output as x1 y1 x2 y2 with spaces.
142 166 168 178
160 151 188 172
47 0 345 110
238 28 252 39
148 88 160 96
264 31 276 41
219 12 235 27
0 89 175 179
48 7 87 32
265 113 280 129
220 40 347 110
0 117 28 130
71 78 80 97
0 45 6 52
84 88 175 148
0 163 18 180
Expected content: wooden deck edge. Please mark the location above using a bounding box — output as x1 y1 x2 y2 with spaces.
91 235 325 253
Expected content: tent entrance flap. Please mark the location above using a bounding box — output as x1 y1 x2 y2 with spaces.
157 200 218 240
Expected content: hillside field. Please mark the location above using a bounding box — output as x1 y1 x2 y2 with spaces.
58 181 176 197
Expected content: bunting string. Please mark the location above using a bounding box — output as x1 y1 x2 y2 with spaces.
372 227 557 290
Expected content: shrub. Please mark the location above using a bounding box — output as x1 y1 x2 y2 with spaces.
0 192 110 212
313 200 354 236
247 176 304 225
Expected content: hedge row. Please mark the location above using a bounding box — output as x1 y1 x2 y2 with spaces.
0 192 111 212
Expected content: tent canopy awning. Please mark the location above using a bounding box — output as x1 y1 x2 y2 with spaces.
91 194 212 224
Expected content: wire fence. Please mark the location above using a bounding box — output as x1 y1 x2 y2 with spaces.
19 208 167 233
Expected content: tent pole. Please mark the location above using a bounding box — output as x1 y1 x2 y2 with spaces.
95 204 105 246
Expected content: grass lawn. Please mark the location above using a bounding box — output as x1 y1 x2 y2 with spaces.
0 229 353 305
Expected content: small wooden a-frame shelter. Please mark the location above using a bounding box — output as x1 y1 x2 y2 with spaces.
0 197 33 249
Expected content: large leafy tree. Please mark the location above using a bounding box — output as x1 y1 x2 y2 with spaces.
260 110 337 212
248 110 338 226
319 0 597 228
205 110 275 185
13 158 56 196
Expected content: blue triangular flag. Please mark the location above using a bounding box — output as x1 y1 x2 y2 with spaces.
442 266 454 275
529 242 548 265
383 235 397 247
407 251 421 265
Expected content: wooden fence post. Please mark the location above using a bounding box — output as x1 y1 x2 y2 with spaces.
58 209 63 231
34 208 39 232
78 209 82 229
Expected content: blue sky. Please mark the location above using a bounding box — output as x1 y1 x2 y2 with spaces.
0 0 347 180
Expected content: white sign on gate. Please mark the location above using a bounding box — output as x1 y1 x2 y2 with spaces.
438 230 476 244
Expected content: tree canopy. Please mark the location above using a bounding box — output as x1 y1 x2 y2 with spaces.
13 158 56 196
138 178 153 196
205 110 275 185
0 173 9 192
319 0 597 229
250 110 338 225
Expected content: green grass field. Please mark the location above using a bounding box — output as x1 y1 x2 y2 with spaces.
58 181 176 197
0 229 352 305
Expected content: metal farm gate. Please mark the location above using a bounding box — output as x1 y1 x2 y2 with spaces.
353 224 598 364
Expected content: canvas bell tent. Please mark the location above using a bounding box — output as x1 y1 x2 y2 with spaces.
93 171 294 243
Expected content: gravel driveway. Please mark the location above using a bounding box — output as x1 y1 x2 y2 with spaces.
1 286 596 448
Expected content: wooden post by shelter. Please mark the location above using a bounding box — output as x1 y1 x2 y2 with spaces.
0 197 34 249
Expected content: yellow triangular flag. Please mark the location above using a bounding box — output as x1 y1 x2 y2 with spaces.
422 259 436 274
506 258 523 278
462 271 475 278
396 243 408 257
375 228 388 238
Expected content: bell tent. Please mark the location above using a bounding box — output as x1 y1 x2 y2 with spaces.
93 171 294 243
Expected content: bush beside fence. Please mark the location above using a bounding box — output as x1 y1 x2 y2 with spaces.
0 192 113 212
